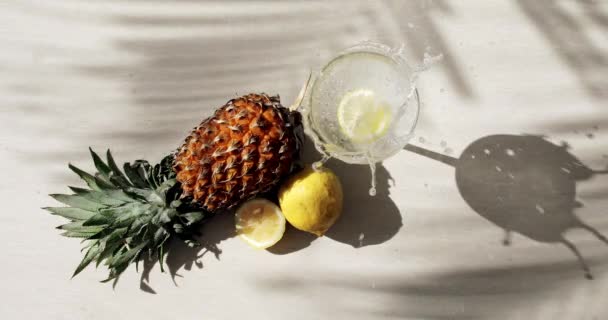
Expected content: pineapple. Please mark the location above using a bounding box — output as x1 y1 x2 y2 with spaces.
46 93 302 282
174 93 301 211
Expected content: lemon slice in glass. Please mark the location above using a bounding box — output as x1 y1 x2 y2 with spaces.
337 89 393 144
235 199 286 249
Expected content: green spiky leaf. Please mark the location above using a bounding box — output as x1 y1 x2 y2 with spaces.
73 241 101 277
60 230 100 238
45 207 96 221
89 148 112 178
69 187 131 206
123 162 148 189
82 213 112 227
50 194 105 212
58 221 104 234
68 164 101 191
47 149 210 283
182 212 205 226
106 150 132 188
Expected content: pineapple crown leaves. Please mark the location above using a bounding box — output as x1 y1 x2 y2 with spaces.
44 148 212 283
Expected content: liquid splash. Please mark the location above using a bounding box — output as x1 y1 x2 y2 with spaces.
363 47 442 196
365 152 378 196
312 154 331 171
303 43 442 196
393 49 443 122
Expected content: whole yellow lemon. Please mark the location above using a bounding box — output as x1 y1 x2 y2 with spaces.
278 165 343 236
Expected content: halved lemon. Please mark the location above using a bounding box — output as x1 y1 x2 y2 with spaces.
235 199 286 249
337 89 393 144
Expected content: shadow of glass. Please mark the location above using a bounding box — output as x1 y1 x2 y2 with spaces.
297 139 403 249
405 134 608 279
323 159 402 247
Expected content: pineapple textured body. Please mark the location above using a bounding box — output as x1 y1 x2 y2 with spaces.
174 93 301 211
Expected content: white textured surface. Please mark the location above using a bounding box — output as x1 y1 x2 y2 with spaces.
1 1 608 319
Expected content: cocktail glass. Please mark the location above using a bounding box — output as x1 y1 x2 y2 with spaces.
302 42 420 166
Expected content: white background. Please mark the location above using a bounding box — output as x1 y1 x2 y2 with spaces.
1 1 608 319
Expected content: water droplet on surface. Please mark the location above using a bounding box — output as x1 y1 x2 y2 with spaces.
444 148 453 155
484 149 491 155
471 154 476 159
495 166 502 172
505 149 515 156
418 137 426 143
440 140 447 147
535 204 545 214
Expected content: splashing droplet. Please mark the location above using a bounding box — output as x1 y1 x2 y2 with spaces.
395 50 443 118
393 43 406 56
505 149 515 156
495 166 502 172
420 52 444 71
312 155 331 171
369 187 377 196
365 153 377 197
484 149 491 155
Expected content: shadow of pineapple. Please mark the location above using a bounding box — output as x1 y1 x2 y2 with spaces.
405 134 608 279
